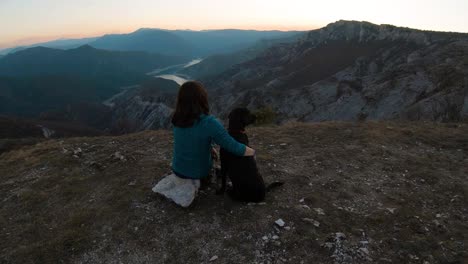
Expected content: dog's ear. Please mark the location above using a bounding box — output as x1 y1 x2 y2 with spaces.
242 108 256 126
228 108 242 129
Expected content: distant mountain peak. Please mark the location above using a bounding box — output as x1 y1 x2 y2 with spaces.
308 20 468 45
134 28 166 33
74 44 95 50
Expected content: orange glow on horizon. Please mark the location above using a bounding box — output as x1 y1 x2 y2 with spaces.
1 0 466 50
0 23 320 50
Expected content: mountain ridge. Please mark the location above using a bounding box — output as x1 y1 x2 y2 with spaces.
205 20 468 123
0 45 187 77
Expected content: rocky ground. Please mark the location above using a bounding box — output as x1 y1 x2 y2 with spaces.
0 121 466 263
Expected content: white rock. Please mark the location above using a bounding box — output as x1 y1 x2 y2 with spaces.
272 235 279 240
335 232 346 239
275 219 285 227
359 247 369 255
209 256 218 261
302 218 320 227
152 174 200 207
262 236 268 241
299 198 305 203
314 208 325 215
73 148 82 155
128 181 136 186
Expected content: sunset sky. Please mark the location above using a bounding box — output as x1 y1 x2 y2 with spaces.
1 0 467 49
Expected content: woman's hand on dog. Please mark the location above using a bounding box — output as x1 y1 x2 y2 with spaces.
244 146 255 156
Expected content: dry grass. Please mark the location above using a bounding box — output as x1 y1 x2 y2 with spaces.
0 122 466 263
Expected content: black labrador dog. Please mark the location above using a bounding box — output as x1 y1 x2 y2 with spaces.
217 108 283 202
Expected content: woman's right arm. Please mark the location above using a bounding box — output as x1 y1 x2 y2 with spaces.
209 117 255 156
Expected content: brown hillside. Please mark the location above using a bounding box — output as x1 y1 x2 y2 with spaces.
0 122 466 263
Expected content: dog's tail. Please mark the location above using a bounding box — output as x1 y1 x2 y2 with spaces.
265 181 285 192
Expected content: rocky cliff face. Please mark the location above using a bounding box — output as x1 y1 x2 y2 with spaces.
206 21 468 123
105 79 178 133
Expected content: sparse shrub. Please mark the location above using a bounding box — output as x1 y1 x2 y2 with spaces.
253 106 276 125
357 112 368 122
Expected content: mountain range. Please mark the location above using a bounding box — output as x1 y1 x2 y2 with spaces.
1 20 468 137
0 45 187 77
0 29 301 57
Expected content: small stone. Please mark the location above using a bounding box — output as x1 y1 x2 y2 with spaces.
323 242 334 249
436 213 441 218
128 181 136 186
302 218 320 227
111 151 126 161
209 256 218 261
272 235 279 240
275 219 285 227
301 204 311 210
280 143 287 146
262 236 268 241
314 208 325 215
386 208 396 214
284 226 291 231
433 219 443 227
359 247 369 255
73 148 82 155
335 232 346 239
299 198 305 203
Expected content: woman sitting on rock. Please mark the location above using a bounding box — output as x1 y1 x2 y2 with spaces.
152 81 255 207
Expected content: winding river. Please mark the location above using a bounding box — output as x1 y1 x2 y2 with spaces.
148 59 203 85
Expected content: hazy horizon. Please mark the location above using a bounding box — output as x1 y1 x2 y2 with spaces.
1 0 467 49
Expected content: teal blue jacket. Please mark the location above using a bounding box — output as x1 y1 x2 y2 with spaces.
172 115 246 179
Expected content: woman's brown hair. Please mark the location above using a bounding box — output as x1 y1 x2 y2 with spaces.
171 81 209 128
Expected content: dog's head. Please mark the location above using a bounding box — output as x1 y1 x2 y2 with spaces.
228 107 256 130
